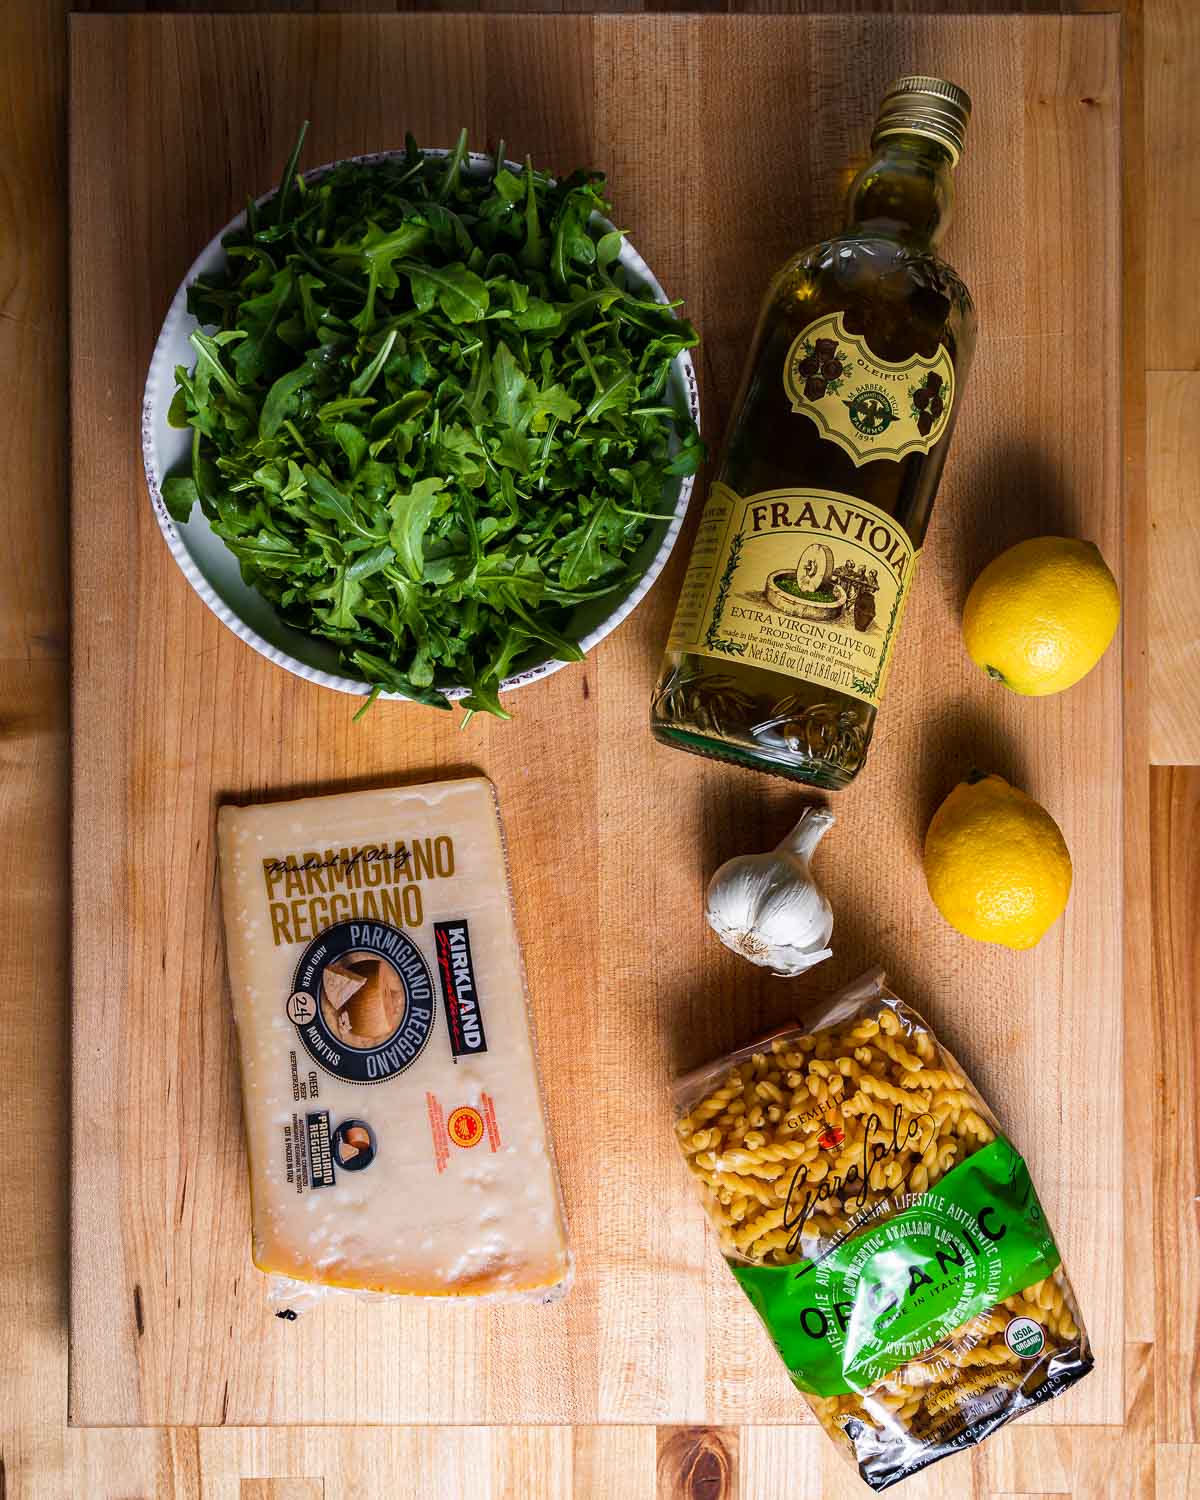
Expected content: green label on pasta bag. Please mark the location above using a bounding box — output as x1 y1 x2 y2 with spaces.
729 1138 1061 1397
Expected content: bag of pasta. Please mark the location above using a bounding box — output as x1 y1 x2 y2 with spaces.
673 970 1092 1491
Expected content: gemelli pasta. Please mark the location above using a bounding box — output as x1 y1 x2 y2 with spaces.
673 970 1092 1491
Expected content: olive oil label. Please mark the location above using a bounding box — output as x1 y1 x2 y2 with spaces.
666 484 919 709
782 312 955 466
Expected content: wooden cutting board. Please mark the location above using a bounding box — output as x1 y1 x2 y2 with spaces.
69 12 1124 1428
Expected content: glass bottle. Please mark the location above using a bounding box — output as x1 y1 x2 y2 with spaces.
651 76 977 789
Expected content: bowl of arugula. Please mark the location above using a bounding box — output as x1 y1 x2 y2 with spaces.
143 127 702 719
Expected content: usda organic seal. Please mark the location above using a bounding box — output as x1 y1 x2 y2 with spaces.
1004 1316 1046 1359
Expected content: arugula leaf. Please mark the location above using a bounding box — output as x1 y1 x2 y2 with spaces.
348 328 398 398
583 371 635 426
388 476 448 581
224 529 305 569
558 497 615 590
189 330 255 417
436 127 470 204
551 186 598 289
274 119 309 227
460 674 512 721
597 227 626 270
316 567 364 629
520 157 546 270
162 476 199 523
346 543 395 582
398 259 489 323
350 649 453 711
666 421 706 476
259 344 340 439
529 383 580 433
303 465 366 534
333 421 368 474
435 423 487 483
167 126 701 718
230 268 295 383
355 222 432 288
494 429 534 474
337 220 431 330
491 341 528 428
514 296 560 331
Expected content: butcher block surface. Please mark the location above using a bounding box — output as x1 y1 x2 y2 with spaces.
68 12 1124 1427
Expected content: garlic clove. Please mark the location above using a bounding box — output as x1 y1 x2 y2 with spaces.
705 806 835 975
707 922 833 977
768 945 833 978
776 804 835 858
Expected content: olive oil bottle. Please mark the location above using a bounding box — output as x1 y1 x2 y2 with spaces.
651 77 976 788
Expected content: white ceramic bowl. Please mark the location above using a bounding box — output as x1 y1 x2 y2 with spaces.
142 149 700 703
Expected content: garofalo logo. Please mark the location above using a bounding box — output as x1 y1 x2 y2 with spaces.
784 1104 937 1253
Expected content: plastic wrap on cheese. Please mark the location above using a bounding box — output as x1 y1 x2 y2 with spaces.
216 776 572 1308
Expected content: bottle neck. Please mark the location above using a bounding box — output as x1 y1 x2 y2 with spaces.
843 135 956 248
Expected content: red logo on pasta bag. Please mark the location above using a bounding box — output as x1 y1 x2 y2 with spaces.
818 1123 845 1151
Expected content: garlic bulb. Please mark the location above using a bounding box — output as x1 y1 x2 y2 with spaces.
705 806 835 976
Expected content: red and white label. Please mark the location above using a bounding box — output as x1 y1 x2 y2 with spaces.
425 1092 449 1174
428 1093 502 1163
481 1092 502 1152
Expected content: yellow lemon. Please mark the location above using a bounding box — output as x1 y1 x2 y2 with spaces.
962 537 1119 696
923 774 1071 950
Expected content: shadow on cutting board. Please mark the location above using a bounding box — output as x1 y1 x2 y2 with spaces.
213 762 488 810
947 438 1086 614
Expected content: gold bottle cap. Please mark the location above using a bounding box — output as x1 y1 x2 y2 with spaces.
871 75 972 165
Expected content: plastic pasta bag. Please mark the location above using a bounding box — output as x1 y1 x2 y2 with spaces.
673 970 1092 1491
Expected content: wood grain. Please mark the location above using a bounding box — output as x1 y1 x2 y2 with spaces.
54 1422 1200 1500
1144 0 1200 768
976 1341 1157 1500
67 11 1123 1430
1156 1446 1200 1500
69 1 1130 13
656 1427 738 1500
64 1427 591 1500
0 662 69 1498
1 2 1193 1497
66 1427 201 1499
0 5 71 1500
241 1482 324 1500
1145 0 1200 373
1120 0 1156 1361
1150 768 1200 1444
572 1427 656 1499
1148 374 1200 763
0 10 68 662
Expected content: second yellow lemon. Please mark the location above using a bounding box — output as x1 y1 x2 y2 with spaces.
962 537 1119 696
924 774 1072 950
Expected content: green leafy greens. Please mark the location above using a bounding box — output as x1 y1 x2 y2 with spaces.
166 127 702 718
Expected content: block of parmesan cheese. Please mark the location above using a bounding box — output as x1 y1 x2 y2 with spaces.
216 776 571 1301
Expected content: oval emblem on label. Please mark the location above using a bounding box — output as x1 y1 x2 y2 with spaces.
447 1106 485 1149
288 920 436 1084
782 311 955 466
